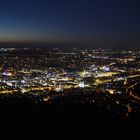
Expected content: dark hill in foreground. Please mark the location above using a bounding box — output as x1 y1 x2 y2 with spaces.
0 94 140 130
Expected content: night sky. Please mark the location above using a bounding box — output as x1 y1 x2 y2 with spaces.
0 0 140 48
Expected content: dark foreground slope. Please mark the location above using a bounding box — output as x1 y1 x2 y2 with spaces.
0 94 140 130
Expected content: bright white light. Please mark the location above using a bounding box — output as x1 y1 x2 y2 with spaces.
102 66 110 71
79 82 85 88
21 89 27 93
55 87 63 92
21 80 26 84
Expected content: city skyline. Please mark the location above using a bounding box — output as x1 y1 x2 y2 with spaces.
0 47 140 127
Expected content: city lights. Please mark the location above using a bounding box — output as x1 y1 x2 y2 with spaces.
0 47 140 122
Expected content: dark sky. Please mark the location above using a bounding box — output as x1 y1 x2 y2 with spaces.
0 0 140 48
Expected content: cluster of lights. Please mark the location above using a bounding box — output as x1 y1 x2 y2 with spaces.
2 72 12 76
